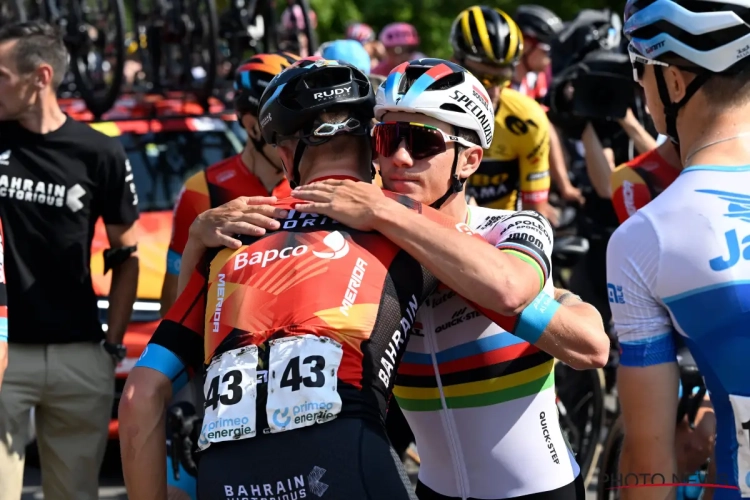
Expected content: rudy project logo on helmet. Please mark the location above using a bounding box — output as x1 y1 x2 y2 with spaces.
313 87 352 101
260 114 272 127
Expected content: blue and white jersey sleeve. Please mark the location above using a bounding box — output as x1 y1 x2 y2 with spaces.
606 213 677 367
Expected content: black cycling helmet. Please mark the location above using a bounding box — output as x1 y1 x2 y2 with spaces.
450 6 524 66
233 52 300 117
258 57 375 185
514 5 563 45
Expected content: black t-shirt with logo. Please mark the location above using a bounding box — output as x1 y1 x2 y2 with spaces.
0 117 138 344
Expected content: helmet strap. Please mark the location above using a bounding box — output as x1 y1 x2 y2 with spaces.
655 67 711 145
430 127 465 209
291 141 307 187
250 135 283 174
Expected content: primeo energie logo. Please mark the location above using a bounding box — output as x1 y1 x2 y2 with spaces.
234 231 350 270
201 415 253 440
272 401 337 428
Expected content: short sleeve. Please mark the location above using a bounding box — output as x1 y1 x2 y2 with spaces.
606 214 676 367
518 105 551 205
99 142 139 225
610 163 652 225
148 258 209 372
0 218 7 341
167 172 211 275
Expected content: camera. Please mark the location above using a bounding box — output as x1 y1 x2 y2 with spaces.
545 10 639 139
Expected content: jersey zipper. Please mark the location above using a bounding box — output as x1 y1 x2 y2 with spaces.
423 305 471 500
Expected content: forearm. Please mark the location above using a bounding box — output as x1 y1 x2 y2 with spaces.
177 238 206 297
107 258 139 343
548 126 573 191
373 202 541 315
534 291 609 369
120 379 170 500
0 341 7 391
621 120 658 155
583 124 615 199
160 274 178 318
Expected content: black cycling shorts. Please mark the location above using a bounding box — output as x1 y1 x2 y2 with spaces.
197 417 417 500
415 473 585 500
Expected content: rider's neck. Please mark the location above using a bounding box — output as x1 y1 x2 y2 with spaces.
677 99 750 168
302 163 369 184
18 90 66 135
513 61 529 86
241 144 285 192
657 141 681 170
436 192 469 223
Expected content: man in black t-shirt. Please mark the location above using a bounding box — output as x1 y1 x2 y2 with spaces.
0 21 139 500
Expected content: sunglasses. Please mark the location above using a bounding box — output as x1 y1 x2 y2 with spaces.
628 43 669 82
476 72 509 89
372 121 475 160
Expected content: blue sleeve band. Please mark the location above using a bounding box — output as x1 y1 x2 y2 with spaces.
619 333 677 367
0 318 7 342
135 343 189 393
167 249 182 276
166 455 197 500
515 292 560 344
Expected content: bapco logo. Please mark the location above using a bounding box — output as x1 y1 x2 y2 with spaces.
312 231 349 259
233 231 351 270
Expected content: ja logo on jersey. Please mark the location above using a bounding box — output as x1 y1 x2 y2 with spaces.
697 189 750 271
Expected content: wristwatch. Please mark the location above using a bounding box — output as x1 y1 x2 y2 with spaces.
101 340 127 363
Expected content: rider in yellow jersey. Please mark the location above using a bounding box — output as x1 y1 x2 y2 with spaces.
451 6 555 221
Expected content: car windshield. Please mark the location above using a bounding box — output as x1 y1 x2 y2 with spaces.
119 122 245 212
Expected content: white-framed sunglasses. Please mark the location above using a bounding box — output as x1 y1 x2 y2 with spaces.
313 117 362 137
628 42 669 81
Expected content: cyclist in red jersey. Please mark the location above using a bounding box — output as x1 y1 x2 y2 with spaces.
120 59 605 500
0 220 8 391
610 140 681 224
160 53 297 313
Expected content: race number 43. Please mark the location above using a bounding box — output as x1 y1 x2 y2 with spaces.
198 346 258 450
266 335 343 433
729 394 750 496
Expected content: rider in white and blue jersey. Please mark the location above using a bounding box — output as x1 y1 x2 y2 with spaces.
608 1 750 499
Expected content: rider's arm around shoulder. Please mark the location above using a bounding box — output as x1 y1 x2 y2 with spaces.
607 214 681 496
371 198 546 316
531 289 610 370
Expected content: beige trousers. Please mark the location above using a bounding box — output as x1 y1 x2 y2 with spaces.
0 342 114 500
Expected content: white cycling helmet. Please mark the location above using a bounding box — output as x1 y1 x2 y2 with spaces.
623 0 750 141
374 58 494 208
374 58 495 149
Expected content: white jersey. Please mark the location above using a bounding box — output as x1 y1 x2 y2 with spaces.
393 205 580 499
607 165 750 500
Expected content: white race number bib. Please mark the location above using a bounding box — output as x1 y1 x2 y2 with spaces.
266 334 343 433
729 394 750 497
198 346 258 450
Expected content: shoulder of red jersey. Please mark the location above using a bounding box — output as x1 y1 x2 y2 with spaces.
610 150 657 225
203 155 246 187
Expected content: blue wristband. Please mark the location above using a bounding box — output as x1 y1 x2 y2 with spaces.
135 343 189 393
515 292 560 344
166 249 182 276
0 317 8 342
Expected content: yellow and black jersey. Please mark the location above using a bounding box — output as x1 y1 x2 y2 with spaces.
466 87 550 210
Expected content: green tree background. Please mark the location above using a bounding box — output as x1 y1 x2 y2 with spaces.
309 0 627 59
